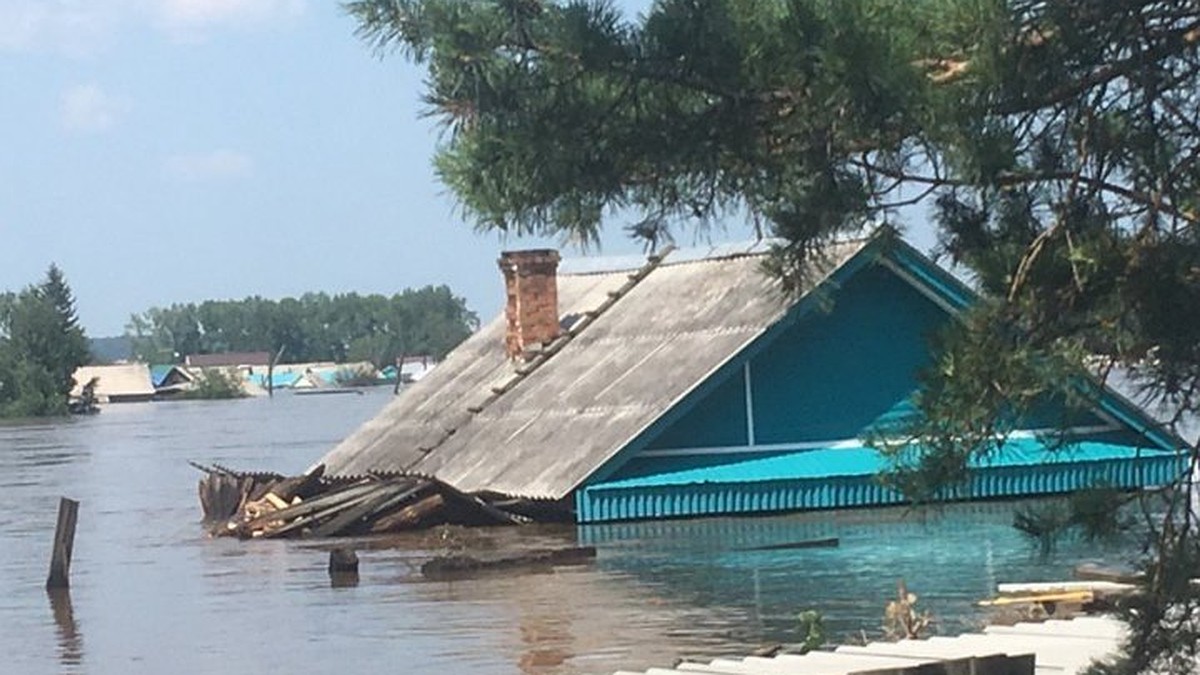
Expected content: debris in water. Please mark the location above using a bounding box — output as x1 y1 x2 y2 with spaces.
190 462 556 538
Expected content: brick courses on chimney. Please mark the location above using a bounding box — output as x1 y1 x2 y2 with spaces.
498 249 561 360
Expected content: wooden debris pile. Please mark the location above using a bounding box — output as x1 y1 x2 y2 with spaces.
192 462 549 538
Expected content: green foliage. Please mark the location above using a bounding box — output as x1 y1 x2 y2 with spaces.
348 0 941 259
796 610 826 654
332 365 380 387
126 285 477 367
0 266 91 418
180 368 248 400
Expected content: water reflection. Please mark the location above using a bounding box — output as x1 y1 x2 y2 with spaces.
330 571 360 588
47 588 83 670
517 603 573 674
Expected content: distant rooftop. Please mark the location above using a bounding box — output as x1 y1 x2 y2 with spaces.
185 351 271 368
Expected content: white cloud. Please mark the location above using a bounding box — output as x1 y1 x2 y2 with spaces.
156 0 304 38
60 83 130 133
0 2 121 55
0 0 306 54
165 149 255 181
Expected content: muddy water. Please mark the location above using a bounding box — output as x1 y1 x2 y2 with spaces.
0 389 1134 674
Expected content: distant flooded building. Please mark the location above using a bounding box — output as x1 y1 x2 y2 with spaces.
398 355 437 383
71 364 157 403
150 364 195 396
317 234 1182 523
184 351 271 368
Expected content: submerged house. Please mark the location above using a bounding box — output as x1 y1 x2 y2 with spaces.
317 235 1182 524
150 364 196 396
71 364 157 403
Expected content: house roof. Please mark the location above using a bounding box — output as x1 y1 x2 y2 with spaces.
317 238 870 498
71 364 156 399
149 364 173 388
185 351 271 367
317 233 1180 500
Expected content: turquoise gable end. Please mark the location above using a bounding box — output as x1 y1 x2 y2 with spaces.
577 241 1182 523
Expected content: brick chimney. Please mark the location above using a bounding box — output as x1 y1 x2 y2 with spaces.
498 249 561 360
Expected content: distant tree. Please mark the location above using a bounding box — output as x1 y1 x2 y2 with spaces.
33 264 91 396
0 266 91 417
126 285 478 366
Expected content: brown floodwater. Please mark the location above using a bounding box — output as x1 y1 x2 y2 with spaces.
0 388 1135 674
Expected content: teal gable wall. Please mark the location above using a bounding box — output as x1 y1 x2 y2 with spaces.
748 263 944 443
644 369 748 450
631 262 950 460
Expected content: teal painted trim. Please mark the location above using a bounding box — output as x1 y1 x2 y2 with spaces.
883 238 975 312
1094 394 1180 452
583 239 889 487
576 453 1184 523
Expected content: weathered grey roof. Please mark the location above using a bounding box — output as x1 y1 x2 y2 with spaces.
317 239 871 499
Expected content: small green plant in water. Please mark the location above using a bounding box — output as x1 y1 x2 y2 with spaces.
796 610 826 654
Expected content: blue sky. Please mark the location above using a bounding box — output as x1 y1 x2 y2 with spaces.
2 0 936 337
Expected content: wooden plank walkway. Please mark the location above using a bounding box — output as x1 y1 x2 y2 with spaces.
615 616 1126 675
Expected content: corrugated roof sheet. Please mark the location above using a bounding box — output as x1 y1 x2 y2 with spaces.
317 240 870 498
185 351 271 367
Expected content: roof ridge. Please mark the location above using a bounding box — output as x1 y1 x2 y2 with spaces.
559 235 876 277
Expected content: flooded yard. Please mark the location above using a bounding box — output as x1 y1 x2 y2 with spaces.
0 389 1137 674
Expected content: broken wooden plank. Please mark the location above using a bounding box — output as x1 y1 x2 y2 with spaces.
308 481 421 538
239 480 381 530
369 493 446 533
435 478 529 526
269 464 326 502
259 482 402 539
198 473 253 524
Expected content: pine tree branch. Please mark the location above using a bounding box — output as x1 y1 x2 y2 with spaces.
993 19 1200 115
847 159 1200 225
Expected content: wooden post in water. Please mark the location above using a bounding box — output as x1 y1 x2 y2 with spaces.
392 353 405 395
329 547 359 588
267 344 286 398
46 497 79 590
